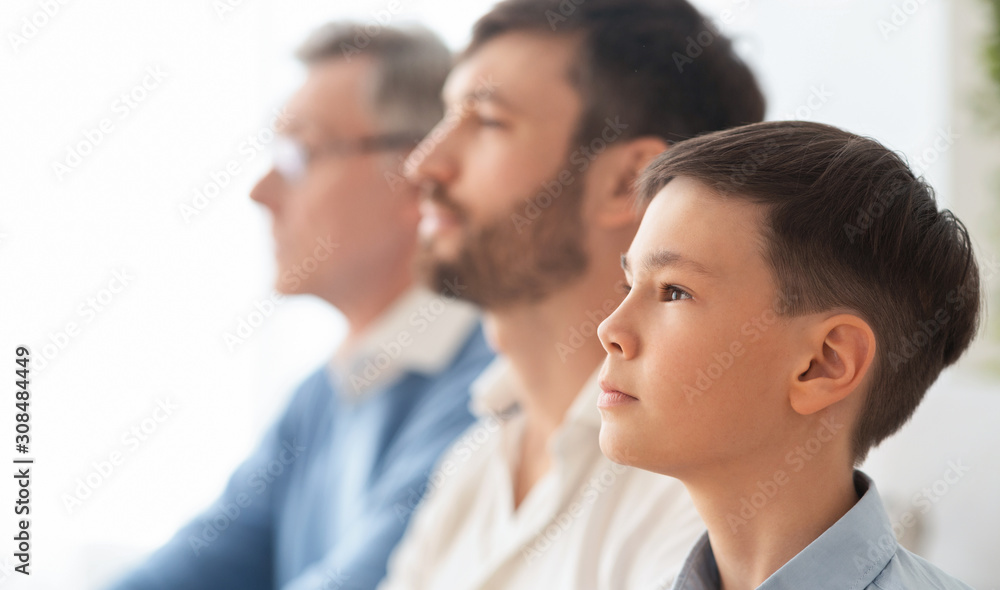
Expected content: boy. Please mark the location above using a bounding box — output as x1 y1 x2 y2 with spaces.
597 120 980 589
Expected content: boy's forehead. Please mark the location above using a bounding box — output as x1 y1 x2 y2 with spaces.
632 177 767 278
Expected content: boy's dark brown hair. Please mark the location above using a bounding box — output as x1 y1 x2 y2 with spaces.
466 0 766 147
638 120 982 462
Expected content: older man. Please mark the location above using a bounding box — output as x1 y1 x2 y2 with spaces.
110 23 493 590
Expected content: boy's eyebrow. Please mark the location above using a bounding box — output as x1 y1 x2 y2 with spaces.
620 249 715 278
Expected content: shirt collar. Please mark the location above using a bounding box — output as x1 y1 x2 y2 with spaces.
671 471 896 590
670 533 719 590
759 471 895 588
327 286 480 398
469 357 603 431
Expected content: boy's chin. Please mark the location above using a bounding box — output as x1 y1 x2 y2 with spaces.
598 425 642 467
599 424 683 477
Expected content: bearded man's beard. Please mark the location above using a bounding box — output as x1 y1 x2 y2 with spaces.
415 173 590 310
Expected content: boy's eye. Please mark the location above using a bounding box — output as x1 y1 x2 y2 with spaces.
660 284 691 302
622 283 632 294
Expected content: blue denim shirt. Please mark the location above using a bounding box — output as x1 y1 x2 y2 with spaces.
670 471 973 590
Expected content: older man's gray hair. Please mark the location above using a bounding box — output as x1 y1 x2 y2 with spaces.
297 22 452 136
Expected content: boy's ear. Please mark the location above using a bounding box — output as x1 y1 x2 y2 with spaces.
789 314 877 416
586 136 669 229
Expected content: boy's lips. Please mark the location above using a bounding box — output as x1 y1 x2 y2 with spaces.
598 379 638 408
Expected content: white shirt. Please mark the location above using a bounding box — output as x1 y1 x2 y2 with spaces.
327 286 480 398
379 357 705 590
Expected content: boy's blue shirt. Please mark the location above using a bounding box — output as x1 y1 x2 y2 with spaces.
669 470 974 590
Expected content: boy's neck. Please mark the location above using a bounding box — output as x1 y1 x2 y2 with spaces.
685 443 860 590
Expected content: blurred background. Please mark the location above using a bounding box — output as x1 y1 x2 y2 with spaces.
2 0 998 587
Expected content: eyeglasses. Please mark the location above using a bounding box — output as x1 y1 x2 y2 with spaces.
272 132 423 183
